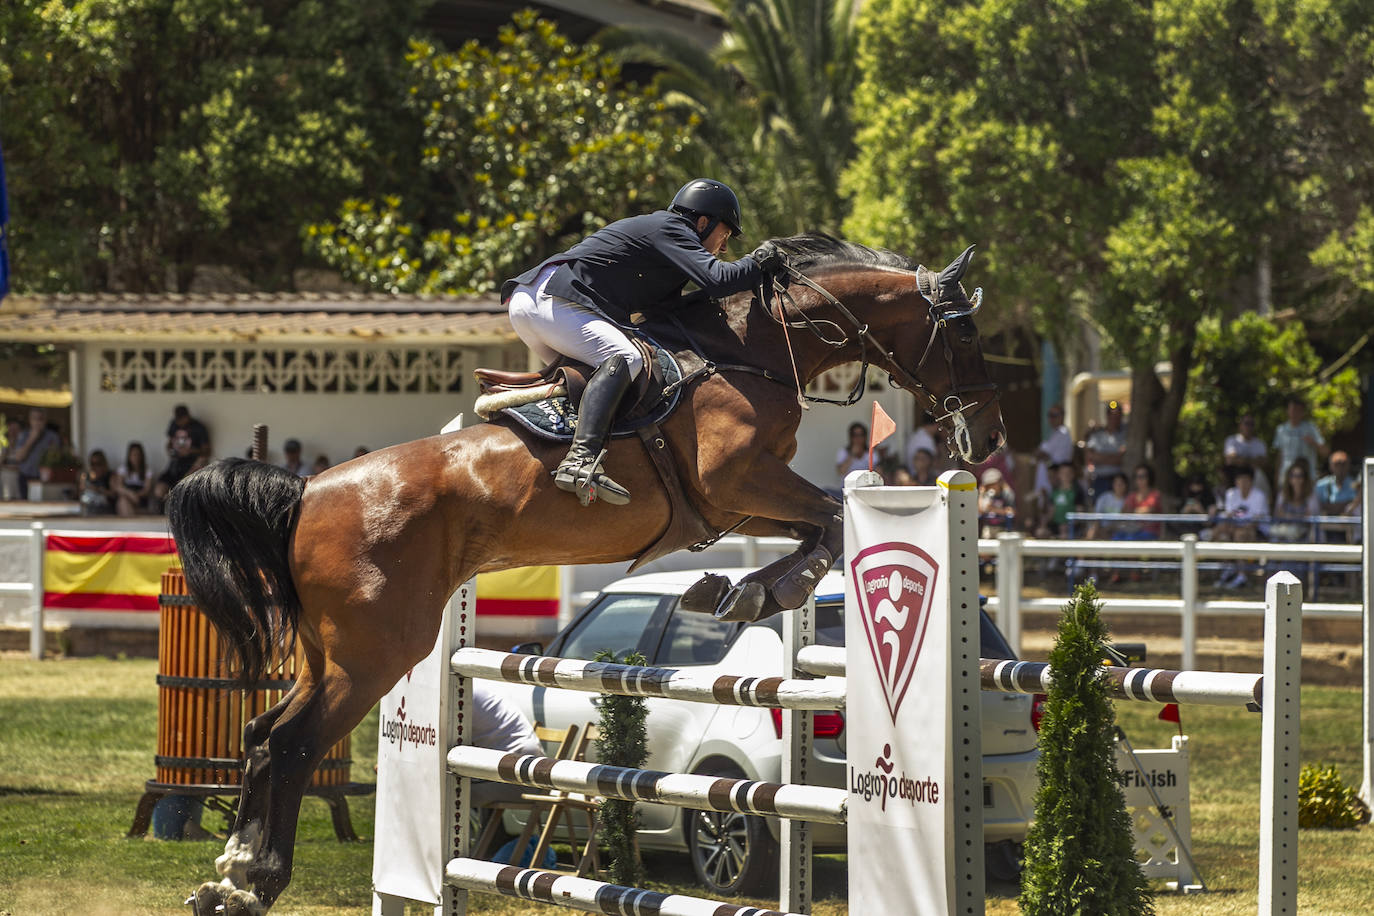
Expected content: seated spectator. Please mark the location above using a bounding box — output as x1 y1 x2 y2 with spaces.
908 447 938 486
904 414 938 474
1086 472 1129 540
1036 462 1085 538
469 682 544 813
78 449 117 515
1222 413 1270 497
311 454 331 475
153 428 209 511
165 404 212 460
977 468 1016 537
281 438 308 477
114 441 155 517
1269 458 1318 543
1179 473 1217 515
6 408 62 499
1213 465 1269 588
1113 464 1163 540
1315 451 1358 519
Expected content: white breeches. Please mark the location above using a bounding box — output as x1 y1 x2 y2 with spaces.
507 265 645 378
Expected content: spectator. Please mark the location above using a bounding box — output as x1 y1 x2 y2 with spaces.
78 449 117 515
977 468 1016 537
1036 462 1086 539
165 404 211 460
836 422 874 481
1179 473 1217 515
1113 463 1163 540
1086 472 1130 540
1269 458 1318 544
1271 395 1325 483
1032 404 1074 506
281 439 308 477
311 454 331 475
6 408 61 499
1213 465 1269 588
1315 451 1359 517
153 428 209 511
909 447 938 486
1085 400 1128 499
1222 413 1270 497
904 414 938 473
468 682 544 812
113 441 155 517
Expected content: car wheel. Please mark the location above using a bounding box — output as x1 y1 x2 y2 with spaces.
686 767 779 897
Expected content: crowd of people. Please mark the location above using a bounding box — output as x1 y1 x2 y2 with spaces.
835 397 1366 573
0 404 368 515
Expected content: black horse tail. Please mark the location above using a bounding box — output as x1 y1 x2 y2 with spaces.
167 457 306 688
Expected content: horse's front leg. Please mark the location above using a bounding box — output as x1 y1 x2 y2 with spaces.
683 456 843 622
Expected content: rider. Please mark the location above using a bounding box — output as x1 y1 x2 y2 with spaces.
501 178 786 507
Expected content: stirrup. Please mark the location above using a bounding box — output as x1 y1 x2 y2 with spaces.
554 448 630 507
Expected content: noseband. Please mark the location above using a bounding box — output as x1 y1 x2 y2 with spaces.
767 267 1000 462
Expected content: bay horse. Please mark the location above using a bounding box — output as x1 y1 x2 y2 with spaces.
170 234 1005 914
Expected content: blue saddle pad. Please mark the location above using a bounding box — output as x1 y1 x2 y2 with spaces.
497 345 685 442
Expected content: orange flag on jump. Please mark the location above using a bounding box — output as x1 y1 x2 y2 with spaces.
870 401 896 471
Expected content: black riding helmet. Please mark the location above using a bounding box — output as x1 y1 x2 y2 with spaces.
670 179 744 240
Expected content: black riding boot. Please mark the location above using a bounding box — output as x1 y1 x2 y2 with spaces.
554 355 633 506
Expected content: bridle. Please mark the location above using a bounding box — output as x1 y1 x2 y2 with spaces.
765 265 1001 463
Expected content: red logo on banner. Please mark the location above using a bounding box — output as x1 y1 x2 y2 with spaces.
849 542 940 724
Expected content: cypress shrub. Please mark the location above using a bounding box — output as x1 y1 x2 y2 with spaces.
594 649 649 887
1019 582 1154 916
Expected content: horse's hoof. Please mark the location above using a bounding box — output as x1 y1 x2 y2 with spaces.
771 549 833 610
714 581 767 622
224 889 265 916
681 573 731 614
189 882 229 914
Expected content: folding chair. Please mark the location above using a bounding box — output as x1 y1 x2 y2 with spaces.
520 723 604 877
472 723 580 862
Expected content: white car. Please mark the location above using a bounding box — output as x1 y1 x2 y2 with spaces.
490 568 1040 895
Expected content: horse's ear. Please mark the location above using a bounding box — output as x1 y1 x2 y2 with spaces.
938 245 976 291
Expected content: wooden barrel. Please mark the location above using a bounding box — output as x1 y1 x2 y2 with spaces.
156 568 351 787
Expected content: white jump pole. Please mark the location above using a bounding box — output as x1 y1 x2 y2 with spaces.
1259 572 1301 916
781 592 817 913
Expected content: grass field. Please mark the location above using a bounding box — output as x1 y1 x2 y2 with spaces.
0 656 1370 915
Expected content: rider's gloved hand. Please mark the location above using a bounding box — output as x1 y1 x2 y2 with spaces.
751 241 788 275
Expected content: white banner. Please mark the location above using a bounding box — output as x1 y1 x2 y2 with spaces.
844 470 982 916
372 607 451 906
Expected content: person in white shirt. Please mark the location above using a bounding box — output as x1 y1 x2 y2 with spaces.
1270 396 1326 483
904 414 939 473
1222 413 1270 497
1212 465 1269 588
469 682 545 809
1032 403 1074 512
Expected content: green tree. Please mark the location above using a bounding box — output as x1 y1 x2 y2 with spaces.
1019 582 1153 916
603 0 861 237
593 649 648 888
0 0 426 293
1174 313 1361 483
307 11 690 294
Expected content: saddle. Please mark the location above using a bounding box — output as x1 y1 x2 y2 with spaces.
471 336 715 569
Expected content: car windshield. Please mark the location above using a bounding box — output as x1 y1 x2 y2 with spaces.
558 593 665 661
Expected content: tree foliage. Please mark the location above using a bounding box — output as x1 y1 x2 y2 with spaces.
602 0 861 238
593 649 649 888
0 0 425 292
1174 313 1361 482
307 11 690 294
1019 582 1153 916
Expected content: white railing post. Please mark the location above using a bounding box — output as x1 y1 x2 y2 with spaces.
780 593 816 914
1362 457 1373 807
29 521 44 660
742 535 758 569
1259 572 1302 916
1180 534 1199 672
996 532 1024 655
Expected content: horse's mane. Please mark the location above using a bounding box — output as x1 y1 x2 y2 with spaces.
769 233 915 273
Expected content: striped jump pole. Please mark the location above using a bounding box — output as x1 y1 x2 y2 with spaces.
446 858 803 916
447 747 847 825
980 659 1264 709
452 647 846 710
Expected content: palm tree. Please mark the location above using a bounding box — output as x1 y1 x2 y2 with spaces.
601 0 860 237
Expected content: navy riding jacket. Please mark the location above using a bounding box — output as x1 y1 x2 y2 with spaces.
501 210 765 324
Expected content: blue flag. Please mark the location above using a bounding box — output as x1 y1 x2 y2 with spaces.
0 139 9 300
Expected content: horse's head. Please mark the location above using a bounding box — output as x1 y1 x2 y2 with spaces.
889 245 1006 464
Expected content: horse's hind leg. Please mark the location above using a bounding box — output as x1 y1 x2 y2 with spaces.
191 694 293 914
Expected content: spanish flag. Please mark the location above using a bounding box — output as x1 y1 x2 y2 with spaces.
475 566 559 617
43 534 179 611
